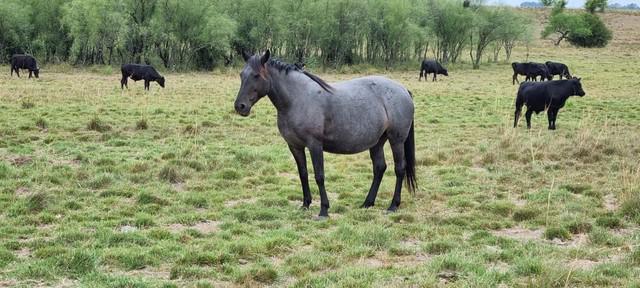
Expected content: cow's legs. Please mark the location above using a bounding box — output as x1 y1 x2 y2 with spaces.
144 80 150 90
514 107 522 128
419 70 423 81
513 73 519 85
432 74 436 82
309 145 329 218
29 70 33 78
15 69 20 78
362 137 387 208
121 76 128 89
288 145 312 209
10 66 13 77
525 108 533 129
547 108 559 130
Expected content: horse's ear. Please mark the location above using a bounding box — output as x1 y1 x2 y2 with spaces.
242 50 251 62
261 50 270 66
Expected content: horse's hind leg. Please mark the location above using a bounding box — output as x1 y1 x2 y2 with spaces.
288 145 312 209
309 145 329 218
361 138 387 208
388 142 406 212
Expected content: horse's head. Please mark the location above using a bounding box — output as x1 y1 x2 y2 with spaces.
158 77 165 88
235 50 271 117
571 77 585 97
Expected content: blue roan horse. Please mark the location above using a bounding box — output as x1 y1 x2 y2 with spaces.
234 50 416 218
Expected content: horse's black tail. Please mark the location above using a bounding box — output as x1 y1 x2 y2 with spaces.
405 90 417 194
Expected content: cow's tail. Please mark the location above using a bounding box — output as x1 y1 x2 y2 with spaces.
405 90 417 195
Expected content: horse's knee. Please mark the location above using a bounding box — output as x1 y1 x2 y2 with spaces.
314 173 324 183
374 163 387 175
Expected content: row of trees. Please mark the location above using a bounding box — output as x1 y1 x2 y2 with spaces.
1 0 533 70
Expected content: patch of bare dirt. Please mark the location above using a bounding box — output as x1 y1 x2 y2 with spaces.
15 187 31 197
16 248 31 258
548 233 589 248
567 259 600 270
491 227 543 242
9 155 32 166
603 194 618 211
167 220 220 234
118 265 171 280
172 182 185 192
224 198 257 208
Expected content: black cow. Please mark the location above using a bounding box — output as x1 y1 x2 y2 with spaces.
514 78 586 130
512 62 552 84
528 62 553 82
419 60 448 82
120 64 165 90
11 54 40 78
545 61 571 80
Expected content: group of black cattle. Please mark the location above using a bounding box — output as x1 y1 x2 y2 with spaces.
10 54 165 91
10 54 585 130
419 59 585 130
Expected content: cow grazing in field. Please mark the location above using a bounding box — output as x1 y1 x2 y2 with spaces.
545 61 572 80
419 60 448 82
528 62 552 82
513 78 586 130
11 54 39 78
120 64 165 90
512 62 551 84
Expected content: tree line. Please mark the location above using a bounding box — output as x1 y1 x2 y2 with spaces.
0 0 533 70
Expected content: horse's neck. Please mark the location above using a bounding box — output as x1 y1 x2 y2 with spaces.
266 68 312 114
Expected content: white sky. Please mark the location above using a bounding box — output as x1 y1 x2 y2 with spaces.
488 0 639 8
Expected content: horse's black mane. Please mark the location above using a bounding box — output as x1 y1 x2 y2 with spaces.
249 56 333 93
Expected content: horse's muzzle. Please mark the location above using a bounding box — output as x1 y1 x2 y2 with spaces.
235 103 251 116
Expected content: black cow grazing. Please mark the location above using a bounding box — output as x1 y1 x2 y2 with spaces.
419 60 448 82
120 64 165 90
528 62 552 82
11 54 40 78
545 61 572 80
514 78 586 130
511 62 551 85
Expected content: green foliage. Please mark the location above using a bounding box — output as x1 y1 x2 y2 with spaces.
567 13 612 47
585 0 607 13
0 0 531 69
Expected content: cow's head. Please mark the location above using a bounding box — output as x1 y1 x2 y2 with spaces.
33 68 39 78
571 77 585 97
440 67 449 76
234 50 271 117
158 77 165 88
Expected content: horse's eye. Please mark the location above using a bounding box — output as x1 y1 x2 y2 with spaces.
253 74 260 79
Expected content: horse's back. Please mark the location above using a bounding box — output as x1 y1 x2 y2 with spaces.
328 76 414 144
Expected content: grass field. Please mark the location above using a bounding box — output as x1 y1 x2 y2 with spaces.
1 10 640 288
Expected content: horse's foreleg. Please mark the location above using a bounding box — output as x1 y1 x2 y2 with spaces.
309 146 329 218
144 80 150 90
361 139 387 208
288 145 312 209
388 142 406 212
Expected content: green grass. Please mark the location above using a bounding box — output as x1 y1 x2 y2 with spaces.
1 11 640 287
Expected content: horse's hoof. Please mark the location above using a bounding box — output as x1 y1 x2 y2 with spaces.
300 205 309 210
313 215 329 221
360 202 375 208
386 207 398 214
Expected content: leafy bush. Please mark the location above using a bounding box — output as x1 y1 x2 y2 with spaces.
568 13 612 47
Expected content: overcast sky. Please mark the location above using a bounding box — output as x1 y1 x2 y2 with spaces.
488 0 639 8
